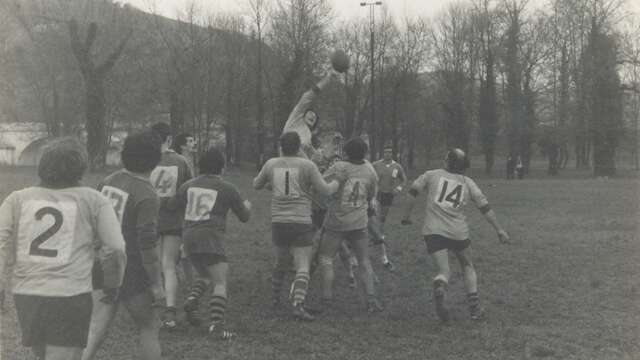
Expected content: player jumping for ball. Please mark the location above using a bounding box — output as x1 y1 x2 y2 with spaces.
176 147 251 339
0 138 127 360
401 148 509 322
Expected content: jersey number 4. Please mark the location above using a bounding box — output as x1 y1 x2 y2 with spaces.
437 179 463 208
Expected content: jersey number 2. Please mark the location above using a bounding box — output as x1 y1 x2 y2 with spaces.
30 207 63 258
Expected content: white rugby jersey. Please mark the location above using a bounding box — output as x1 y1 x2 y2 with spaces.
411 169 488 240
0 186 126 297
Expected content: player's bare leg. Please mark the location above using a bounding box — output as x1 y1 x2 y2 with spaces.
271 246 290 307
290 246 314 321
318 231 343 306
350 235 382 312
430 249 451 322
160 234 182 329
45 345 83 360
337 242 357 288
377 206 395 271
454 249 483 320
124 292 162 360
205 262 234 339
82 293 118 360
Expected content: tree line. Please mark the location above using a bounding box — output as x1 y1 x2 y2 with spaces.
0 0 638 176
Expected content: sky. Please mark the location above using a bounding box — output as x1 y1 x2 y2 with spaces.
123 0 640 24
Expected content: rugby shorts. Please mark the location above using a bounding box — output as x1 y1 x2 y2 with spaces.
377 192 394 207
272 223 315 248
14 293 92 349
424 234 470 254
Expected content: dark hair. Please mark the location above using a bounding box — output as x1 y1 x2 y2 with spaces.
446 148 470 174
172 133 193 155
38 137 88 188
150 122 172 143
279 132 301 156
304 109 319 131
121 131 162 173
199 147 225 175
344 137 368 163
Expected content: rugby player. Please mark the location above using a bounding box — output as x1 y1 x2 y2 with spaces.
253 132 343 321
176 147 251 340
83 131 164 360
282 70 339 160
401 148 509 322
0 138 126 360
318 137 383 313
150 122 193 329
371 146 407 271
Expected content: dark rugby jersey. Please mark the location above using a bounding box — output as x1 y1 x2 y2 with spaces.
175 175 250 256
98 169 160 258
150 150 193 232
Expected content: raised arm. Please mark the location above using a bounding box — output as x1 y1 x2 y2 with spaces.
284 71 336 130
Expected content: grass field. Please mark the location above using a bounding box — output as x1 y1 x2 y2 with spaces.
1 165 639 360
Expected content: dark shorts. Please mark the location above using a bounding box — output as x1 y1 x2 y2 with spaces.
424 234 470 254
324 228 369 245
189 253 228 276
14 293 92 349
311 209 327 230
93 256 150 301
377 192 394 207
158 228 182 237
272 223 315 248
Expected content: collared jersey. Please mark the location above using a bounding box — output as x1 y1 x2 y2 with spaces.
0 186 124 297
176 175 250 256
150 150 193 231
254 156 325 224
323 161 378 231
372 160 406 193
411 169 489 240
98 170 159 258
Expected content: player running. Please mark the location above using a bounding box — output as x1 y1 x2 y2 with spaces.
401 148 510 322
176 148 251 340
318 137 383 313
150 122 193 329
0 138 126 360
254 132 343 321
371 146 407 271
83 131 164 360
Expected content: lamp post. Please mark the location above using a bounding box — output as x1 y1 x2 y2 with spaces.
361 1 382 159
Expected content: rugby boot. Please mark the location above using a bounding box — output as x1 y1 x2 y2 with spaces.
433 279 450 323
292 303 315 321
367 297 384 313
208 323 235 340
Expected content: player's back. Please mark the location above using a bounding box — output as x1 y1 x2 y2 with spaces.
418 169 488 240
151 150 192 230
179 175 248 247
99 169 158 256
324 160 377 231
261 156 318 224
4 186 114 297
